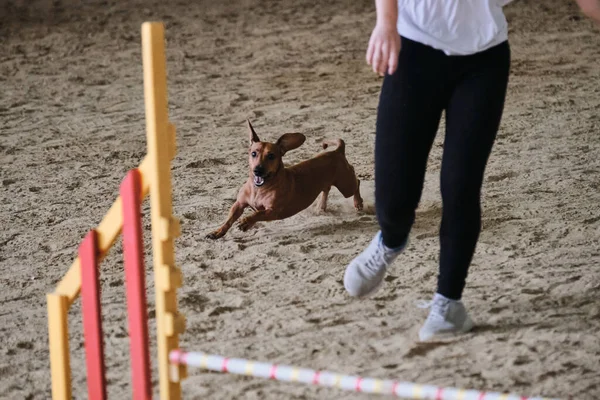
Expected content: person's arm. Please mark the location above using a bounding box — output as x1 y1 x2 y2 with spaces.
575 0 600 24
366 0 401 76
374 0 398 26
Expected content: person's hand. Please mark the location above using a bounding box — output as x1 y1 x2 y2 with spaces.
366 23 401 76
575 0 600 25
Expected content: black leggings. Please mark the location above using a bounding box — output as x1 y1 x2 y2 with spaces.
375 37 511 300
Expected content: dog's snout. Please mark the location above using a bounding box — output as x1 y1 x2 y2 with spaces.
253 166 265 177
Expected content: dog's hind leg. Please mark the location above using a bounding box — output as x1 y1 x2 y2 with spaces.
334 161 363 212
353 179 364 211
316 186 331 212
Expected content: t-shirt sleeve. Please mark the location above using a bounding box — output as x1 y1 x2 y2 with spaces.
498 0 514 6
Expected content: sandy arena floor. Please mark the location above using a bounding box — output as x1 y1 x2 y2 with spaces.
1 0 599 399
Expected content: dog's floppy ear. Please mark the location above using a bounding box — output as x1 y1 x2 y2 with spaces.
276 133 306 155
247 119 260 145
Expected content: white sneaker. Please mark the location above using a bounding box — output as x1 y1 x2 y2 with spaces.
418 293 474 341
343 231 406 298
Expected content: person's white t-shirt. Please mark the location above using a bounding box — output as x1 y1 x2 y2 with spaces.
397 0 514 55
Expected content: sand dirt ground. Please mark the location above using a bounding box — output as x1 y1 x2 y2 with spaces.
1 0 600 399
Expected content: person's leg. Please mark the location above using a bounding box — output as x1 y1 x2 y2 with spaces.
438 42 511 300
344 37 449 297
374 42 447 249
419 41 511 340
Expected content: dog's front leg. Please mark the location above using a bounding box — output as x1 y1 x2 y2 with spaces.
206 201 247 239
238 209 278 232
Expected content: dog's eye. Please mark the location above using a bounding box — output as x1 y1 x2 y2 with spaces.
267 153 276 161
251 151 257 158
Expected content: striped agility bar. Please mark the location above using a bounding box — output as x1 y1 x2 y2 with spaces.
169 350 560 400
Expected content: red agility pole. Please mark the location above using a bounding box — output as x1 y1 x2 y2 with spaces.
80 230 107 400
121 169 152 400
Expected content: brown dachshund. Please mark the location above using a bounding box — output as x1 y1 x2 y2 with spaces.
206 120 363 239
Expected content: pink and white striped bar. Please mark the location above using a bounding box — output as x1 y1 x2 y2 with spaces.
169 350 560 400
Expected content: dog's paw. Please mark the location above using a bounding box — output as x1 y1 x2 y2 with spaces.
354 197 364 212
238 218 254 232
206 230 224 239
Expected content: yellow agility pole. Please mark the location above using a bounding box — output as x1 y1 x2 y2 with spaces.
141 21 186 400
47 21 182 400
47 293 72 400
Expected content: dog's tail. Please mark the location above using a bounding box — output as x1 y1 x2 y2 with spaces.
322 139 345 154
